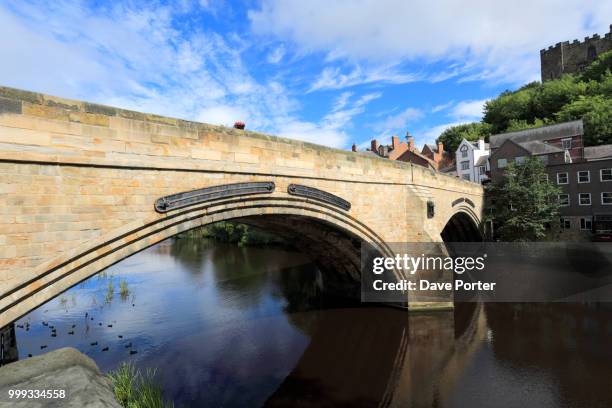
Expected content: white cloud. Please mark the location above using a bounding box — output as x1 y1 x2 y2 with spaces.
417 98 490 144
419 122 467 144
250 0 612 84
431 101 454 113
278 120 348 147
450 99 490 121
371 107 423 136
309 65 419 92
0 1 361 148
267 45 285 63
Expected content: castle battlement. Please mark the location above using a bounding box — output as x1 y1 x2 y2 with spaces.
540 25 612 81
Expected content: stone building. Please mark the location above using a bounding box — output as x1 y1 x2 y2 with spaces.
540 25 612 81
489 120 612 239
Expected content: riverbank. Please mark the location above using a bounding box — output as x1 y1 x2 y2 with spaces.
177 221 287 246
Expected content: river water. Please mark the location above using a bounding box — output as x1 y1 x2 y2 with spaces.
6 236 612 407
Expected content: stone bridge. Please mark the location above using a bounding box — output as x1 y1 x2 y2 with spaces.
0 86 483 328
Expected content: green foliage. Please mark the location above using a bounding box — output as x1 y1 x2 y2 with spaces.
483 86 539 134
556 95 612 146
180 221 285 246
119 279 130 299
107 363 173 408
438 52 611 147
487 157 561 241
505 118 552 132
436 122 492 153
105 279 114 303
581 50 612 82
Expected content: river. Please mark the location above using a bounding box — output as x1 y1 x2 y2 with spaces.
4 236 612 407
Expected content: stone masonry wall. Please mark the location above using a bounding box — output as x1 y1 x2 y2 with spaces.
0 86 484 324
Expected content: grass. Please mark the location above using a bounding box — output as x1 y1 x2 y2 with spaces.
107 363 173 408
119 280 130 299
105 279 114 303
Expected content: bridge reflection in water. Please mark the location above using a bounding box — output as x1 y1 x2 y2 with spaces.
4 238 612 407
265 303 485 408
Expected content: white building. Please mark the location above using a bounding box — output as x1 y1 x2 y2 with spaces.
456 138 490 183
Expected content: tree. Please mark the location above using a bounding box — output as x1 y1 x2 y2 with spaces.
436 122 491 153
487 156 561 241
581 50 612 82
556 95 612 146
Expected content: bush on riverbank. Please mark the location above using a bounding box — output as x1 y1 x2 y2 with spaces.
179 221 286 246
107 363 173 408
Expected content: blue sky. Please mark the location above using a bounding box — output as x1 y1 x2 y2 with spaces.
0 1 610 150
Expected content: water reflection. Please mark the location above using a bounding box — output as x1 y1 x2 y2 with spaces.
3 236 612 407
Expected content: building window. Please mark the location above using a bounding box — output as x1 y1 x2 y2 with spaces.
497 158 507 169
580 217 593 231
461 161 470 170
558 194 570 206
602 192 612 205
561 138 572 150
559 218 571 230
601 168 612 182
578 193 591 206
577 170 590 183
478 166 485 175
557 172 569 184
462 174 470 181
515 156 526 165
541 173 549 183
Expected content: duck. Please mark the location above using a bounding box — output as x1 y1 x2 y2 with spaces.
40 345 47 349
90 341 98 346
68 330 74 335
129 350 137 355
102 347 109 352
117 335 123 339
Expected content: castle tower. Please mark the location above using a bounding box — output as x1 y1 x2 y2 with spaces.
540 25 612 81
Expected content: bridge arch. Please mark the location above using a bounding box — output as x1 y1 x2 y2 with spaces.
440 208 483 242
0 194 394 325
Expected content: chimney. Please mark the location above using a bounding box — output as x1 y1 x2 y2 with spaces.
478 138 485 150
351 143 357 152
371 139 379 152
433 141 444 164
392 135 399 149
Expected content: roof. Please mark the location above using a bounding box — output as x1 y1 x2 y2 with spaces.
516 140 564 155
489 120 583 149
475 155 489 166
396 149 437 170
425 143 437 151
584 145 612 160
